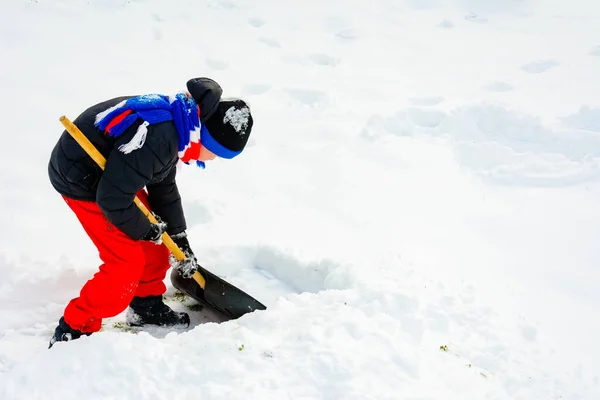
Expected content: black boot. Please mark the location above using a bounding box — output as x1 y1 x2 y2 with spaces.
48 317 88 349
126 295 190 328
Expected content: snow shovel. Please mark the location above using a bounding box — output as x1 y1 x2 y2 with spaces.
59 115 266 319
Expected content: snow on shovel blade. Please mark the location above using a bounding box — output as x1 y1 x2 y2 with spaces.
170 267 267 320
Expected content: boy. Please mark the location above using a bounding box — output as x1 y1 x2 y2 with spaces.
47 77 253 347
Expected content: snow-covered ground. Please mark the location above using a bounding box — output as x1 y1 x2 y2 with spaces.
1 0 599 398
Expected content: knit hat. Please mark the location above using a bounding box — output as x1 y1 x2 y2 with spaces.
203 99 253 159
186 77 222 123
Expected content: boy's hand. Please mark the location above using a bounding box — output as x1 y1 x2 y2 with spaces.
170 255 198 279
170 232 199 279
141 216 167 244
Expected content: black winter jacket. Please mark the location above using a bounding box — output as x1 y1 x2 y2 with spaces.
48 96 186 240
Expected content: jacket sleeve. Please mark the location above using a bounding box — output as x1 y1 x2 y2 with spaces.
146 167 187 236
95 135 158 240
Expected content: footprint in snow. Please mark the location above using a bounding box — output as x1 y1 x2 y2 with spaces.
465 12 488 23
205 58 228 70
151 13 163 41
308 53 339 66
152 28 163 41
408 108 446 128
258 37 281 48
335 28 361 42
248 17 266 28
242 84 271 96
521 60 559 74
519 324 538 341
284 88 327 106
217 0 235 9
484 81 514 92
438 19 454 29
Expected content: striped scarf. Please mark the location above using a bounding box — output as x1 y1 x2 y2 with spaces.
94 93 207 168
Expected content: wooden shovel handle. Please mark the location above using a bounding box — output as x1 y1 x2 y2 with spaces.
59 115 206 289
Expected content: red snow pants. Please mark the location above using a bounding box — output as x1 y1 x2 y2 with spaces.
61 191 170 333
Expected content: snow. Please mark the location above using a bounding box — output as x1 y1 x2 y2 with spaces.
1 0 599 399
223 105 251 134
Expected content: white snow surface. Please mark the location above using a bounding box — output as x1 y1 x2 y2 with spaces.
223 106 251 134
1 0 600 399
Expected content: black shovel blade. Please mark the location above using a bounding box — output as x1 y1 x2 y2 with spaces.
170 267 267 320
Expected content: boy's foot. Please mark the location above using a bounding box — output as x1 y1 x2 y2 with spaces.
126 295 190 328
49 317 87 348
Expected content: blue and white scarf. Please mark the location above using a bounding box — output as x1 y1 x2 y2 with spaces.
94 93 208 168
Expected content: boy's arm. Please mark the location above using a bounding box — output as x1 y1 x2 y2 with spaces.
146 167 187 236
95 136 157 241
